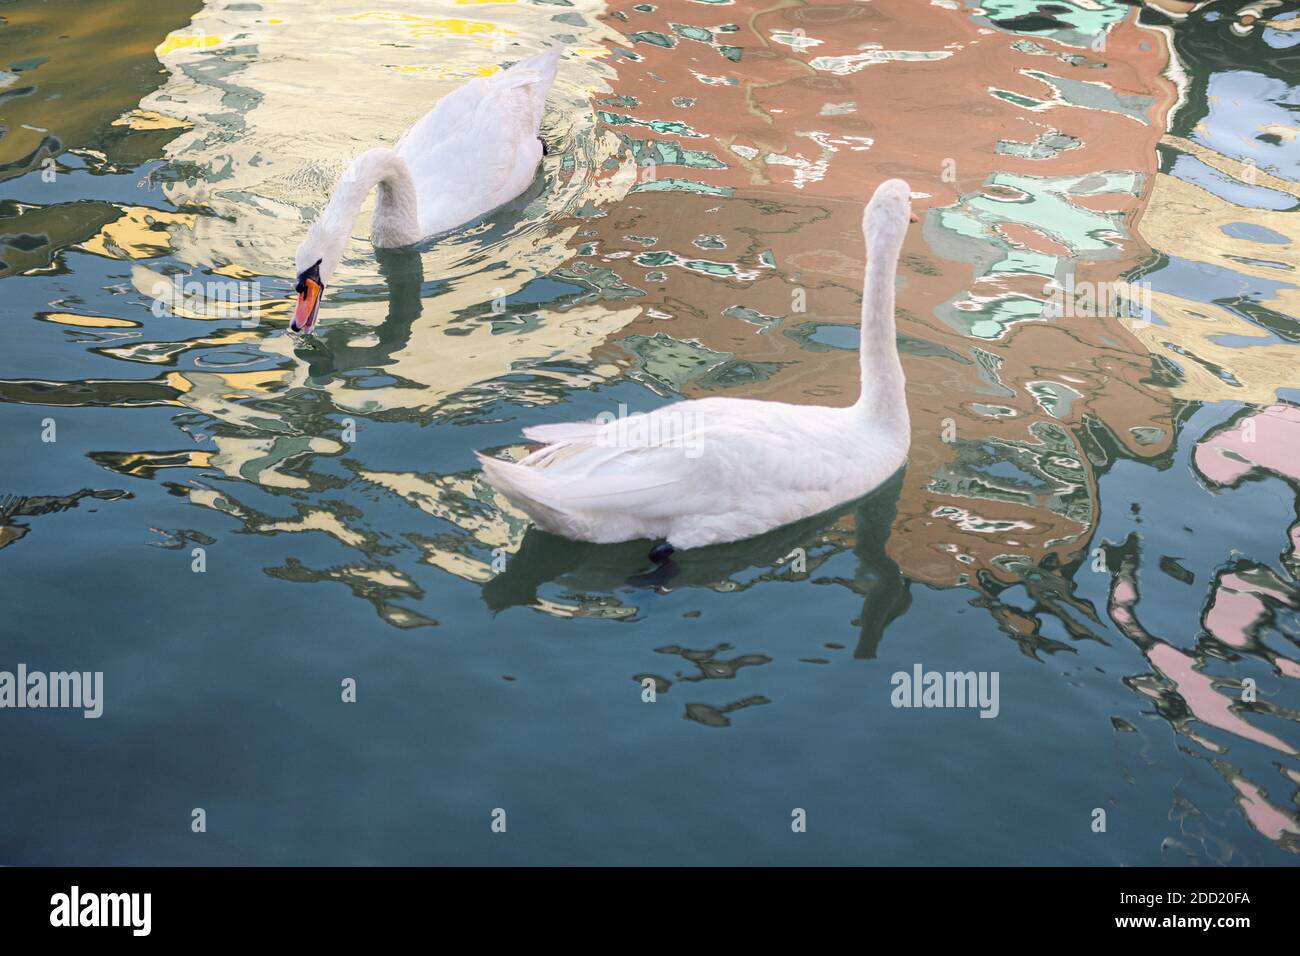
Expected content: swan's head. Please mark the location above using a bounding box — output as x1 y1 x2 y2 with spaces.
290 257 324 335
291 225 346 335
864 179 917 252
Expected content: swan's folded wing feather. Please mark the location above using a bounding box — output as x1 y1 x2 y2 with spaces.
494 68 543 89
484 439 698 517
493 406 775 516
429 80 538 199
397 77 490 155
521 421 605 443
482 398 864 526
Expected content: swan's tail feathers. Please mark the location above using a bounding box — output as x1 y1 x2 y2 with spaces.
498 47 562 89
521 420 602 444
512 45 564 80
500 45 563 133
476 452 574 531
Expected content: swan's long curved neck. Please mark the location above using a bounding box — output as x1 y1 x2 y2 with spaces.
853 234 909 430
317 148 422 256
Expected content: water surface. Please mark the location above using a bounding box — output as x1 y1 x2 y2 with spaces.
2 0 1298 864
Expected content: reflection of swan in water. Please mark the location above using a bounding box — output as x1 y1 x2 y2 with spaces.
295 247 425 381
290 46 563 334
477 180 915 560
482 471 911 659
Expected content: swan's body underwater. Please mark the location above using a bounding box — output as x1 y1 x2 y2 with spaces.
478 178 917 559
290 46 563 334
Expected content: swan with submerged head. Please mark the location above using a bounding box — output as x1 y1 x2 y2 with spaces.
290 46 563 334
477 178 918 559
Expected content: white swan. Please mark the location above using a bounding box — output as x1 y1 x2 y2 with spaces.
290 46 563 333
477 178 916 558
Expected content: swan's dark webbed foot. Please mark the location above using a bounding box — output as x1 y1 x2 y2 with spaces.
539 137 549 156
629 544 678 589
649 542 675 563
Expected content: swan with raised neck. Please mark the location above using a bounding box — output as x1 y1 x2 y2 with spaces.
476 178 918 557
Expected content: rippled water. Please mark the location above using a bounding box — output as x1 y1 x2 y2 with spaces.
2 0 1298 864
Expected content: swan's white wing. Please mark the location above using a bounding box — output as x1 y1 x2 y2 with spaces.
396 49 562 235
395 78 487 158
477 439 696 522
481 399 848 520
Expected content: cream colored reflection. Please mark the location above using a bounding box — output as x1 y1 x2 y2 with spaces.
76 207 196 260
111 108 191 133
121 0 639 418
358 467 529 583
1129 137 1300 403
254 298 641 417
87 0 654 542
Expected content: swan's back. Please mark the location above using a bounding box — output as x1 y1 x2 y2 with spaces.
397 46 560 155
477 176 914 550
393 46 562 236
